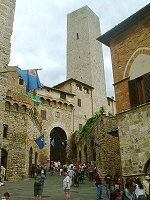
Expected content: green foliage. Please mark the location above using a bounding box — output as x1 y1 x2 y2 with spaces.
80 106 105 138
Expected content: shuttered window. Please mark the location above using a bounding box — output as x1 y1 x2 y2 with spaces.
143 72 150 103
128 72 150 107
41 110 46 120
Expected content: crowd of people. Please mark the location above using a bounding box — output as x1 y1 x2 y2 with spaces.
0 161 150 200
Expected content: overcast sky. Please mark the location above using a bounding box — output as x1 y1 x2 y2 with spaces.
9 0 149 97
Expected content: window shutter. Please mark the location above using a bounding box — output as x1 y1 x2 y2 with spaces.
128 79 139 107
143 72 150 103
41 110 46 120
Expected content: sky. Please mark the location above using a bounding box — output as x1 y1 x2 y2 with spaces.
9 0 150 97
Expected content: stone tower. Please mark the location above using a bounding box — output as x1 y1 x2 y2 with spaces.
67 6 108 113
0 0 16 163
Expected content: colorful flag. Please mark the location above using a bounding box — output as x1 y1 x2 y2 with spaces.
61 142 66 150
17 69 41 92
50 138 55 147
35 134 45 149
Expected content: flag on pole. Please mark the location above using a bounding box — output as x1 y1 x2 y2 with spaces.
50 138 55 147
17 69 41 93
35 134 45 149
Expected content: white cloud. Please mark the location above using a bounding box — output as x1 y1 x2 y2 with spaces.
10 0 150 97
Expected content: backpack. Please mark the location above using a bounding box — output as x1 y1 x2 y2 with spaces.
34 175 42 186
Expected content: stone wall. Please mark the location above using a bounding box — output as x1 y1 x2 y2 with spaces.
76 114 121 177
117 102 150 178
2 97 42 180
0 0 16 67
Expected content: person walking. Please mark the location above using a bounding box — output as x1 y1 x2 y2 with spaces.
143 175 150 200
32 170 46 200
135 178 146 200
63 172 71 200
1 192 10 200
121 178 137 200
104 170 113 199
95 171 103 200
0 166 6 183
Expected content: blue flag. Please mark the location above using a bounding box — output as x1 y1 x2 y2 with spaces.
50 138 55 147
35 134 45 149
17 69 41 93
61 142 66 150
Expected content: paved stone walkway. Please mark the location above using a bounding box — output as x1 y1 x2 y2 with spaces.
0 173 108 200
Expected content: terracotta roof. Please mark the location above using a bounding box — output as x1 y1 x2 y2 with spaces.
97 3 150 47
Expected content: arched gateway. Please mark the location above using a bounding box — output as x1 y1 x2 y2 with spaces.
50 127 67 164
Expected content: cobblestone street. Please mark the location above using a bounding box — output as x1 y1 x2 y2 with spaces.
0 173 108 200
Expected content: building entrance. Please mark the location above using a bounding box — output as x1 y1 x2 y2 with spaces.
50 127 67 164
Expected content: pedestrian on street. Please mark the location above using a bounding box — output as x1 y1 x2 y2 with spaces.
104 170 113 199
63 172 71 200
32 170 46 200
1 192 10 200
110 189 121 200
95 171 103 200
121 178 137 200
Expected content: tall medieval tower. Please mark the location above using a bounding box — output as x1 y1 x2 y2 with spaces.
0 0 16 162
67 6 108 113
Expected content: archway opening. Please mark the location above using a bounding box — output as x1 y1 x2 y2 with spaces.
144 159 150 175
84 145 88 163
50 127 67 164
1 148 7 169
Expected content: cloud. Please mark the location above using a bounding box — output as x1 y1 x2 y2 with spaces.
10 0 150 97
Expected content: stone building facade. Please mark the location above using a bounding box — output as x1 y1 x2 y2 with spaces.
67 6 108 113
0 2 116 180
98 3 150 178
76 114 121 177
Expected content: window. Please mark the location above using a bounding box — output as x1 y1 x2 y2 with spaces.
3 124 8 138
79 124 82 131
55 112 60 118
77 33 79 40
19 78 24 85
41 110 46 120
60 92 66 100
128 72 150 107
83 87 89 93
77 98 81 107
76 84 82 90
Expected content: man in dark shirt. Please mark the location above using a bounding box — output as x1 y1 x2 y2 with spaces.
104 170 113 199
95 171 103 200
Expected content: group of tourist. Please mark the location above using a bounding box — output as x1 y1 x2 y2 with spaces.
1 161 150 200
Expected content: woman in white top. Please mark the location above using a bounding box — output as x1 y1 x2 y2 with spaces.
135 178 146 200
63 172 71 200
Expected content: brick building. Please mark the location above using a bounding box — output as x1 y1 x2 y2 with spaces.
98 3 150 178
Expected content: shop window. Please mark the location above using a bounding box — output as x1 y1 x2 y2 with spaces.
128 72 150 107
